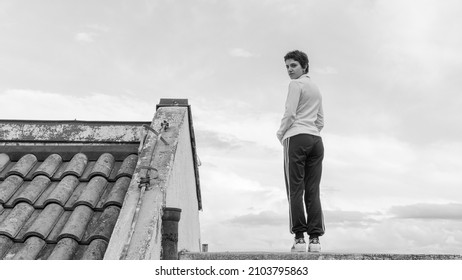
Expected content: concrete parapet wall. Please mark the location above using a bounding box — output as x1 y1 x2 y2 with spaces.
104 106 201 259
180 252 462 260
165 111 201 252
0 120 147 143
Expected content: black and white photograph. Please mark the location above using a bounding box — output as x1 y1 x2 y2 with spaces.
0 0 461 278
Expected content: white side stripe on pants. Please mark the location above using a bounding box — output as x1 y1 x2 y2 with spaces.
283 138 294 234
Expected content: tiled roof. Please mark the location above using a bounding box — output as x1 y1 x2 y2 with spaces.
1 100 202 260
0 151 138 260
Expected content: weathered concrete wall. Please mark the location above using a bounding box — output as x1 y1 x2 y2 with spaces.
165 111 201 252
0 120 147 143
104 107 201 260
103 121 163 260
180 252 462 260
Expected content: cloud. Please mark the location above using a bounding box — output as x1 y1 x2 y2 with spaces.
228 209 381 228
228 48 257 58
390 203 462 220
324 210 380 228
228 211 286 226
312 66 338 75
204 203 462 254
74 32 97 43
193 99 282 151
85 24 110 33
0 89 154 121
74 24 109 44
320 132 462 212
321 204 462 254
195 129 252 150
323 217 462 254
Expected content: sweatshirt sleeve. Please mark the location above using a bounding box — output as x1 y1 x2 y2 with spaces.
315 102 324 132
277 81 301 143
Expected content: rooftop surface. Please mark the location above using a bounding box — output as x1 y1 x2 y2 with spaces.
0 151 138 260
0 120 146 260
179 251 462 260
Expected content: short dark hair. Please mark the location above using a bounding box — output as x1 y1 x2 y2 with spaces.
284 50 309 73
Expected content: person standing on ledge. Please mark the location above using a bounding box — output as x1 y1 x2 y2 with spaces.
277 50 325 253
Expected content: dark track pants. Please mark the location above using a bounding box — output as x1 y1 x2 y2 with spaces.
283 134 325 237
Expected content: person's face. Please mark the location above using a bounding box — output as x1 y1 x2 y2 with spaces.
285 59 305 79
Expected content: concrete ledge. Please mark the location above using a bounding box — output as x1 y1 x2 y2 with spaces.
179 252 462 260
0 120 148 143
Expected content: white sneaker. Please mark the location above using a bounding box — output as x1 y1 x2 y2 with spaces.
291 238 306 252
308 237 321 252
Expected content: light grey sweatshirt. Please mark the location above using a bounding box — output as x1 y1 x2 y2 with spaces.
276 74 324 143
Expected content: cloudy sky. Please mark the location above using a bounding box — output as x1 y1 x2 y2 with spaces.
1 0 461 254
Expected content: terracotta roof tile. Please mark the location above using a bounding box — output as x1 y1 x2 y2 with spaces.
108 161 123 180
46 211 72 243
0 235 13 259
101 177 131 208
0 151 138 260
35 182 59 208
2 242 20 259
78 239 108 260
116 154 138 179
47 237 78 260
94 182 114 210
44 175 80 206
6 154 38 178
63 182 86 209
3 182 26 208
62 153 88 178
0 154 10 173
10 175 50 206
15 209 41 241
80 161 96 181
11 236 46 260
0 203 35 238
0 208 10 224
31 154 62 178
58 205 93 242
0 118 151 261
35 243 56 260
24 203 64 239
89 153 115 179
81 210 102 242
75 176 108 208
0 175 23 204
52 161 69 180
83 206 120 243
